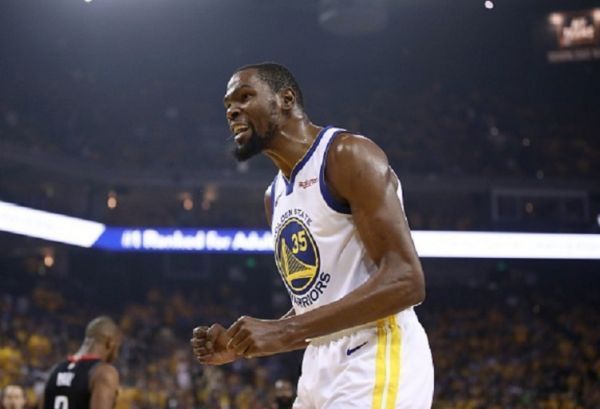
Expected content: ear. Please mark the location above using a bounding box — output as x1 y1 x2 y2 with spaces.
280 88 296 111
106 337 115 351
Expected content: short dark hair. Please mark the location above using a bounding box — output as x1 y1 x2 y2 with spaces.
235 62 304 108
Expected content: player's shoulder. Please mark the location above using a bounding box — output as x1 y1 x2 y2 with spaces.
90 362 119 386
327 131 389 168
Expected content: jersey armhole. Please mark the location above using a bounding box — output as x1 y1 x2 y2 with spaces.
270 176 277 213
319 131 352 215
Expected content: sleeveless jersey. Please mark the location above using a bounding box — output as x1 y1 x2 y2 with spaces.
43 356 102 409
269 126 413 318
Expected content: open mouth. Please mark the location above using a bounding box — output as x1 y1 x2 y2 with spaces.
232 124 250 145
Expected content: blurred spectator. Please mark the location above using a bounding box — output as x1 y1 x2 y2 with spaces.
1 385 27 409
271 379 295 409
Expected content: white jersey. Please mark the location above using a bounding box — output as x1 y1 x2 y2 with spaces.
270 125 408 317
270 126 434 408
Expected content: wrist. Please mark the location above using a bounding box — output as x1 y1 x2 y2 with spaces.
281 316 308 348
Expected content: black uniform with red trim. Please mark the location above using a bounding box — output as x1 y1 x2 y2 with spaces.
43 355 102 409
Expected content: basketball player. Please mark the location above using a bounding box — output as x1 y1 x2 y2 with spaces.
43 316 121 409
191 63 434 408
1 385 26 409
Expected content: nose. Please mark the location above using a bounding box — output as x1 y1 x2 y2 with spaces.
226 105 240 121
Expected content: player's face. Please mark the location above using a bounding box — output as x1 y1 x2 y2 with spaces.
224 69 279 161
2 386 26 409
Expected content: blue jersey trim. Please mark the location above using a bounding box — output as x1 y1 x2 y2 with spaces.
319 130 352 214
270 176 277 212
283 125 332 195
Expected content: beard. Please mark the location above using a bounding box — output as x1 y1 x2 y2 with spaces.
232 122 276 162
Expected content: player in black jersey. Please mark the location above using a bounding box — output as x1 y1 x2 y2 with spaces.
43 316 121 409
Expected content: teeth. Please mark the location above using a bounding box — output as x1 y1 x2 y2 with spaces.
233 125 248 135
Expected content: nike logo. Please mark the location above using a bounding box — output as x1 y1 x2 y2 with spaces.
346 341 368 356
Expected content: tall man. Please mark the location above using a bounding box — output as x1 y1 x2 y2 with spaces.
192 63 434 408
43 316 121 409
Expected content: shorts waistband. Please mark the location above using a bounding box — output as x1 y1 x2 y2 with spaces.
307 308 417 346
307 321 378 346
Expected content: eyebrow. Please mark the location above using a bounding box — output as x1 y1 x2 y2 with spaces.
223 84 254 104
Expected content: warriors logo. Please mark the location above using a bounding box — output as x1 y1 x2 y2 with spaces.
274 217 320 296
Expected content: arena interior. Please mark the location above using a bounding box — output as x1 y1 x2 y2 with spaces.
1 0 599 408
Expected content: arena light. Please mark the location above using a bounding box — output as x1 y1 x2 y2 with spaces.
411 231 600 260
0 201 105 247
1 200 599 259
43 254 55 268
107 190 118 209
549 13 564 26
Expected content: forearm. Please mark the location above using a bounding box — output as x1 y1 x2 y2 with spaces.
282 261 423 344
273 308 306 352
224 264 422 358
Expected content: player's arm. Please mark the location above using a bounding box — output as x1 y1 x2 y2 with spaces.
227 134 425 357
89 363 119 409
288 134 425 335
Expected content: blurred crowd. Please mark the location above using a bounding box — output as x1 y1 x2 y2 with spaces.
2 70 598 232
3 83 599 232
0 276 297 409
422 268 600 409
1 262 598 409
327 82 600 181
2 69 599 181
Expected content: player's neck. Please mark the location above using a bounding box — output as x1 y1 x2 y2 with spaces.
75 340 105 361
264 120 322 179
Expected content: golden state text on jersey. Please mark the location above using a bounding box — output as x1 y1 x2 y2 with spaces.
269 126 392 315
274 212 331 308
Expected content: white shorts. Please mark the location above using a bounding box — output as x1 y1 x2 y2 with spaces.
293 309 434 409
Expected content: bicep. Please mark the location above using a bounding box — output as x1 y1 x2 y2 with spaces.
351 168 419 267
328 136 419 267
90 365 119 409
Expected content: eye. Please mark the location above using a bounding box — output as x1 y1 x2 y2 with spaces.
241 93 251 102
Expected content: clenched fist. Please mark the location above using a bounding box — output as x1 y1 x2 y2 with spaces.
190 324 237 365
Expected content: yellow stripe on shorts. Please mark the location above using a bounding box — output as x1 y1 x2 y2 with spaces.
372 319 388 409
386 316 402 409
372 316 403 409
